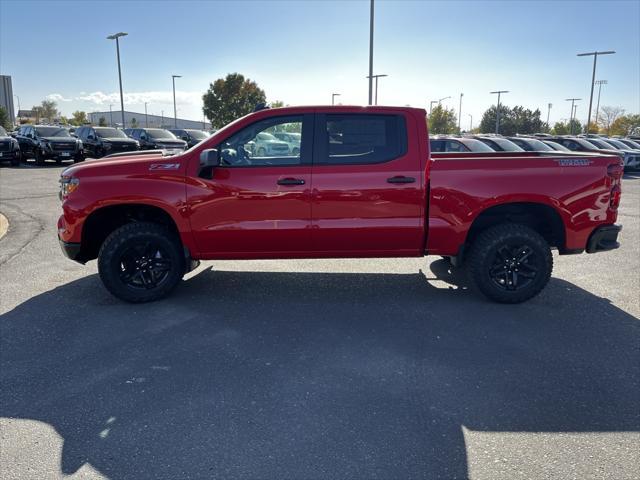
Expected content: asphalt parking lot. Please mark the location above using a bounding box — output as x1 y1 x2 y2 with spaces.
1 164 639 479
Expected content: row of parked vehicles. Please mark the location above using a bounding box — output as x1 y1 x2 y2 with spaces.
0 125 216 166
429 133 640 170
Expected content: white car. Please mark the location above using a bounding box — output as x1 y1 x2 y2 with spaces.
271 131 301 155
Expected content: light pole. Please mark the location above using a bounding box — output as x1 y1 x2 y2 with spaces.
468 114 473 132
366 74 388 105
332 93 341 105
458 93 463 133
368 0 374 105
490 90 509 134
161 110 164 128
172 75 181 128
107 32 128 129
565 98 581 135
438 95 451 105
577 50 615 136
144 102 148 127
594 80 607 130
109 104 113 127
546 103 552 130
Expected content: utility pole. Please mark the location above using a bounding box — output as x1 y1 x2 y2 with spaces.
144 102 148 127
366 74 388 105
368 0 375 105
161 110 164 128
490 90 509 134
172 75 181 128
565 98 581 135
14 95 20 124
594 80 607 129
107 32 128 129
577 51 615 136
468 114 473 132
546 103 552 130
332 93 341 105
458 93 463 133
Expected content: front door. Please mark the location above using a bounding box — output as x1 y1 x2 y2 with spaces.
311 112 425 256
187 114 314 258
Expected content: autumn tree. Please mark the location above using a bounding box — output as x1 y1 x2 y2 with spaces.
71 111 88 126
609 114 640 136
597 106 625 135
40 99 58 122
202 73 266 128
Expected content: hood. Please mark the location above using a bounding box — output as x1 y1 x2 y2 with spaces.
154 139 187 146
101 137 137 143
63 151 173 175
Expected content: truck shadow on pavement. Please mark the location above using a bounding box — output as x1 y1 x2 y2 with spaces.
1 261 639 479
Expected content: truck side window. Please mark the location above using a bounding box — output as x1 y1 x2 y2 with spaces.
219 116 303 167
445 140 469 152
321 114 407 165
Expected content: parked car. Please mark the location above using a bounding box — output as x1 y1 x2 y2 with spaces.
271 131 302 155
168 129 210 148
594 138 640 170
617 138 640 150
558 136 638 171
76 126 139 159
247 131 290 157
541 140 572 152
0 126 21 166
430 136 495 153
506 137 555 152
128 128 187 153
15 125 83 164
471 136 525 152
58 105 623 304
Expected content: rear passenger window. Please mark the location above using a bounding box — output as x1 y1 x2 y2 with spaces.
320 114 407 165
430 140 445 152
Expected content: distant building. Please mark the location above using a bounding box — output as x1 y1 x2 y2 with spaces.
88 110 211 130
0 75 15 124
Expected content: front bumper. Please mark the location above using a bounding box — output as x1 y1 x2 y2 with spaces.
586 224 622 253
0 150 19 160
59 239 84 263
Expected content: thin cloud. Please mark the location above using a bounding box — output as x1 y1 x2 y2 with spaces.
46 93 72 102
73 90 203 106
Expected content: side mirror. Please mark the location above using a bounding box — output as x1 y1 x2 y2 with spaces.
199 148 219 178
87 134 95 140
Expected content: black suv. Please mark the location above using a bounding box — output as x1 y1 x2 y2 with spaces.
128 128 187 152
0 126 21 166
470 136 525 152
76 126 139 158
168 128 209 148
15 125 83 164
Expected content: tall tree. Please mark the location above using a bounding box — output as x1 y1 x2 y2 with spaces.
597 106 625 135
202 73 266 128
71 111 87 126
480 105 543 135
551 121 569 135
428 104 457 134
0 106 11 130
609 114 640 136
479 104 514 135
40 99 58 122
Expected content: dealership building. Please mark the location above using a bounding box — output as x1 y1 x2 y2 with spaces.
88 110 211 130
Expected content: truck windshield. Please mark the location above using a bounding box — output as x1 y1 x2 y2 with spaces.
185 130 209 140
461 139 494 152
95 128 127 138
147 129 177 139
586 138 611 149
602 139 630 150
524 139 553 151
492 138 525 151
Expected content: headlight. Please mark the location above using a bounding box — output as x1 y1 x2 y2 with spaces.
59 176 80 200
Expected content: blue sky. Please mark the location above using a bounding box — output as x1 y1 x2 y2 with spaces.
1 0 638 127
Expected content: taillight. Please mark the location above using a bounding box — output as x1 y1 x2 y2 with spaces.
607 163 624 177
610 185 621 210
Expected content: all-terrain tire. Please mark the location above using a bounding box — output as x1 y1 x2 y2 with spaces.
98 222 185 303
467 223 552 303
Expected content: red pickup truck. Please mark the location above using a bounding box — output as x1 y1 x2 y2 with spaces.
57 106 623 304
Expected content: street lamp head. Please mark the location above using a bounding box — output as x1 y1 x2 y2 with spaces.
577 50 615 57
107 32 128 40
490 90 509 94
172 75 182 79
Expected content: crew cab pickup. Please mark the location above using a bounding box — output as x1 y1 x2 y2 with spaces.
57 106 623 304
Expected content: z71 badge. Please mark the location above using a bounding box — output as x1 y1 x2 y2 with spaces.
554 158 594 167
149 163 181 170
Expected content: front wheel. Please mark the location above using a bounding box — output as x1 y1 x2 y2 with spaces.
34 149 45 165
98 222 185 303
467 223 552 303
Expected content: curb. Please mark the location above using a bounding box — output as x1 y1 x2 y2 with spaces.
0 212 8 240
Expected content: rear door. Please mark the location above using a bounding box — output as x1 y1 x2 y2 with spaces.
187 114 314 257
310 112 424 255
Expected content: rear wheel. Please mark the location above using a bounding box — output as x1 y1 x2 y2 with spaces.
98 222 185 303
74 152 85 163
468 223 552 303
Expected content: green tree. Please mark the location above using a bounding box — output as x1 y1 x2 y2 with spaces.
0 106 11 130
98 116 107 126
551 121 569 135
567 118 582 135
271 100 285 108
59 116 69 125
71 111 87 126
480 105 543 135
428 104 457 134
202 73 267 128
479 104 514 135
40 99 58 122
130 117 138 127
